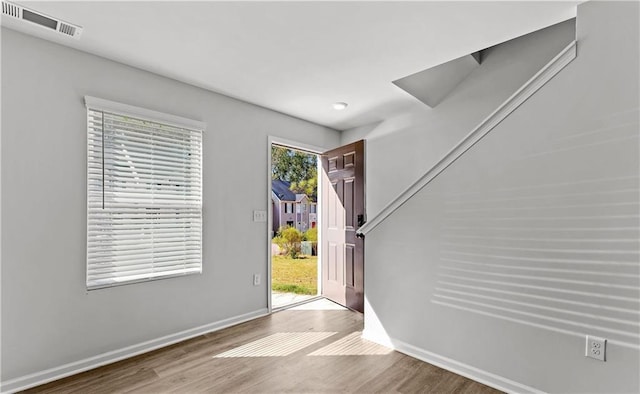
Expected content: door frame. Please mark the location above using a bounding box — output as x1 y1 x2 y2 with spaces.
266 136 326 313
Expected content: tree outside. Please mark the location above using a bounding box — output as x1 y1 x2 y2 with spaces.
271 146 317 201
273 226 304 259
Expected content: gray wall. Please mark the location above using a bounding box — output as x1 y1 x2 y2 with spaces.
1 28 340 381
361 2 639 393
343 19 577 219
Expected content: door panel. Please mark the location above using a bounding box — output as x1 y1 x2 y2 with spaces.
344 178 355 229
345 244 355 287
321 140 365 312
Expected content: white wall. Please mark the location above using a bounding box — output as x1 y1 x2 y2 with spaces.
0 28 340 384
362 2 639 393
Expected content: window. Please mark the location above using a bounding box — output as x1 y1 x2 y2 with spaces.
310 205 316 214
286 221 294 227
296 204 301 214
85 96 204 290
284 202 291 213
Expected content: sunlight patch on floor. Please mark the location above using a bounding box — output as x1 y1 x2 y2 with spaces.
213 332 337 358
308 332 393 356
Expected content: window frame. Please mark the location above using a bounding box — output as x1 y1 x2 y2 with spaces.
85 96 205 290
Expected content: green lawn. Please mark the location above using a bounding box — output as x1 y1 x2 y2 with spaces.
272 255 318 295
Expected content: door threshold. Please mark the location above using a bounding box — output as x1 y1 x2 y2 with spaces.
272 295 323 312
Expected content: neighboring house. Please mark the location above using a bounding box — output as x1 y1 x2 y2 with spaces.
271 179 317 233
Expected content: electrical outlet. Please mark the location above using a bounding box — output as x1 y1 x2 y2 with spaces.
253 274 261 286
586 335 606 361
253 210 267 222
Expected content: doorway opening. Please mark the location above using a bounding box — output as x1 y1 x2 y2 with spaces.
268 138 366 313
270 144 320 309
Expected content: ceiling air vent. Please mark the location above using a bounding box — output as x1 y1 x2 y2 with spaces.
1 0 82 39
58 22 77 37
2 0 19 17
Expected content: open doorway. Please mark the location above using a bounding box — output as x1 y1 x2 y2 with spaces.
270 143 321 309
268 138 366 313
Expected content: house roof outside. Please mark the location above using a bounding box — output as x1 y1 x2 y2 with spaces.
272 179 296 202
272 180 317 203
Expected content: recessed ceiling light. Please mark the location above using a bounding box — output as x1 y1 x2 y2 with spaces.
333 102 348 111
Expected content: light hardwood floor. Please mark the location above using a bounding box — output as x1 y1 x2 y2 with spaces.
24 299 501 393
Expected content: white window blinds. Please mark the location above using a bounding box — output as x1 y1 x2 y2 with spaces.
86 97 204 290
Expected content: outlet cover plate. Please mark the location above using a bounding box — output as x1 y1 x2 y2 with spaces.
253 210 267 222
586 335 606 361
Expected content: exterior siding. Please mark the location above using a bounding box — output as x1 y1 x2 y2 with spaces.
272 193 317 233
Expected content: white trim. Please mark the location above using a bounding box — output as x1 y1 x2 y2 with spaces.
0 33 3 394
267 137 274 312
315 152 323 297
0 308 268 393
361 330 545 394
268 136 326 155
357 40 577 236
84 96 206 131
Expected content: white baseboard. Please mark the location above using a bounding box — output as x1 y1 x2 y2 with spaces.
362 329 545 394
1 308 269 394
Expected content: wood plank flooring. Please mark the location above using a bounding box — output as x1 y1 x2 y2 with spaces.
24 299 502 393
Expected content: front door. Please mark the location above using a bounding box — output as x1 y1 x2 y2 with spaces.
321 140 365 312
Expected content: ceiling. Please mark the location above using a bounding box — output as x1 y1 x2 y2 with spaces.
2 1 579 130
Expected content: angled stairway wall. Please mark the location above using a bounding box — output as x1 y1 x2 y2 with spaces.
359 2 639 393
342 18 577 219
